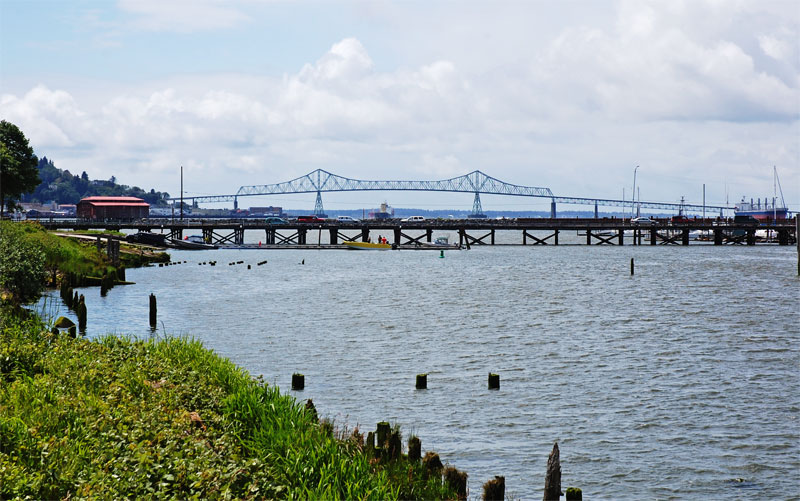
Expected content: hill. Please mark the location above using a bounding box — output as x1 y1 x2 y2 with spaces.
21 157 170 206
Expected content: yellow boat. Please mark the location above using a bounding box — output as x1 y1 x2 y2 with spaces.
343 240 392 250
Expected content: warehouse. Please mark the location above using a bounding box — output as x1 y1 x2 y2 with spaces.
77 196 150 220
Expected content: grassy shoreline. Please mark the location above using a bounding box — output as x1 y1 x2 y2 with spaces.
0 223 462 499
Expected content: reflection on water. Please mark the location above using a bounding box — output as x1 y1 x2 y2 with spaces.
40 243 800 500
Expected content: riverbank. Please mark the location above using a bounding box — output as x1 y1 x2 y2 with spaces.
0 310 458 499
0 222 462 499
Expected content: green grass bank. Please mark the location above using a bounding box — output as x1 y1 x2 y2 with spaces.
0 222 462 499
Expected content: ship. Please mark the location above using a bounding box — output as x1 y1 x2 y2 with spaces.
733 167 789 222
734 198 788 221
368 201 394 220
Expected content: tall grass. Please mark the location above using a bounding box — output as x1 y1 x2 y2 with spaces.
0 310 458 499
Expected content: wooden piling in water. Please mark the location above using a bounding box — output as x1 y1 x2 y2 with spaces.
376 421 390 448
543 442 561 501
149 294 157 328
416 373 427 389
566 487 582 500
291 373 304 390
77 300 87 333
630 257 634 275
483 476 505 501
488 373 500 390
408 436 421 462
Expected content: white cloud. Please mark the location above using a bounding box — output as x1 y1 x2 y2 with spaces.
758 34 790 61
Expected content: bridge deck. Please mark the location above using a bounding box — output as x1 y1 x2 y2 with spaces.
36 217 796 247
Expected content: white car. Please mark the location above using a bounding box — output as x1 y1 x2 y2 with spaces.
631 217 655 225
401 215 426 222
336 215 361 223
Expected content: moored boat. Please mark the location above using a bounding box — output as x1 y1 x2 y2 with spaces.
343 240 392 250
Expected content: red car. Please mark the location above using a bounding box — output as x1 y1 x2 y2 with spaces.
296 215 326 223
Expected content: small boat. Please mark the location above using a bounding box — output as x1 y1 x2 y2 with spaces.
169 237 218 250
343 240 392 250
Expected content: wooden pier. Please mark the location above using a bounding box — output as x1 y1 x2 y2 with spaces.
37 217 797 248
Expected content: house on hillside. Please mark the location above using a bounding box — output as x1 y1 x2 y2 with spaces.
77 196 149 220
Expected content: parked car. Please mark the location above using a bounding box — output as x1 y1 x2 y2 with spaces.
631 217 655 225
296 215 326 223
265 216 288 225
336 215 361 223
400 215 426 222
671 215 690 223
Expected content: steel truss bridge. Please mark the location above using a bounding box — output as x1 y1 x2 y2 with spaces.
171 169 730 216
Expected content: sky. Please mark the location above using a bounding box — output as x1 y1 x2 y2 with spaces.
1 0 798 213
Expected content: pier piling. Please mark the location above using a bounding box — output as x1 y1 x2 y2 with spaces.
291 373 304 390
416 373 427 389
488 373 500 390
408 436 421 462
543 442 561 501
149 294 157 329
566 487 583 500
483 476 505 501
630 258 634 276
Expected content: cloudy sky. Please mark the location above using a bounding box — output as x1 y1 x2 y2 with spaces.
1 0 797 212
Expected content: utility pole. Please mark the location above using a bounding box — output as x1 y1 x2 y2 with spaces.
180 165 184 221
702 183 706 221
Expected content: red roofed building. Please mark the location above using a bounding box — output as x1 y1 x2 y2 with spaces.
77 196 150 220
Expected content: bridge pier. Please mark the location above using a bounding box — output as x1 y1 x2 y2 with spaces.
618 229 624 245
362 228 370 242
550 201 557 218
714 229 723 245
682 228 690 245
298 229 307 245
329 228 338 245
394 228 401 246
426 228 433 243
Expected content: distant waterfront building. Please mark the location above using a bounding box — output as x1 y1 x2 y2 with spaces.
77 196 149 220
248 206 283 216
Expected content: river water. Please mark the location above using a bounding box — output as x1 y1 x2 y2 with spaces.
40 234 799 500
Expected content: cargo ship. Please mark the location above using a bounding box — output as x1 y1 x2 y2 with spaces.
734 198 788 221
734 167 789 222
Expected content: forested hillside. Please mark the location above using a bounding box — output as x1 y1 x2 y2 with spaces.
22 157 170 206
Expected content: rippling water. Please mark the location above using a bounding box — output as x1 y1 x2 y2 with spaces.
41 237 800 499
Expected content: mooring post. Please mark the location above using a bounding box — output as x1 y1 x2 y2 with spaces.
488 372 500 390
631 257 634 276
651 227 657 245
543 442 561 501
618 228 624 246
292 373 305 390
149 293 157 329
586 229 591 245
416 373 427 389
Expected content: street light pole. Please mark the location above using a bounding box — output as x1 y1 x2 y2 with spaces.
632 165 639 219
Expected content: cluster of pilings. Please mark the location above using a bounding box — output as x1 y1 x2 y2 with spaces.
294 373 581 498
58 274 87 336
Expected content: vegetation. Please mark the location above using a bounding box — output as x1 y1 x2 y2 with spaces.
0 223 462 499
23 156 171 207
0 311 459 499
0 222 47 305
0 120 40 214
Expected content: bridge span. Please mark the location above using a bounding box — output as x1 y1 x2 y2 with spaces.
170 169 730 217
